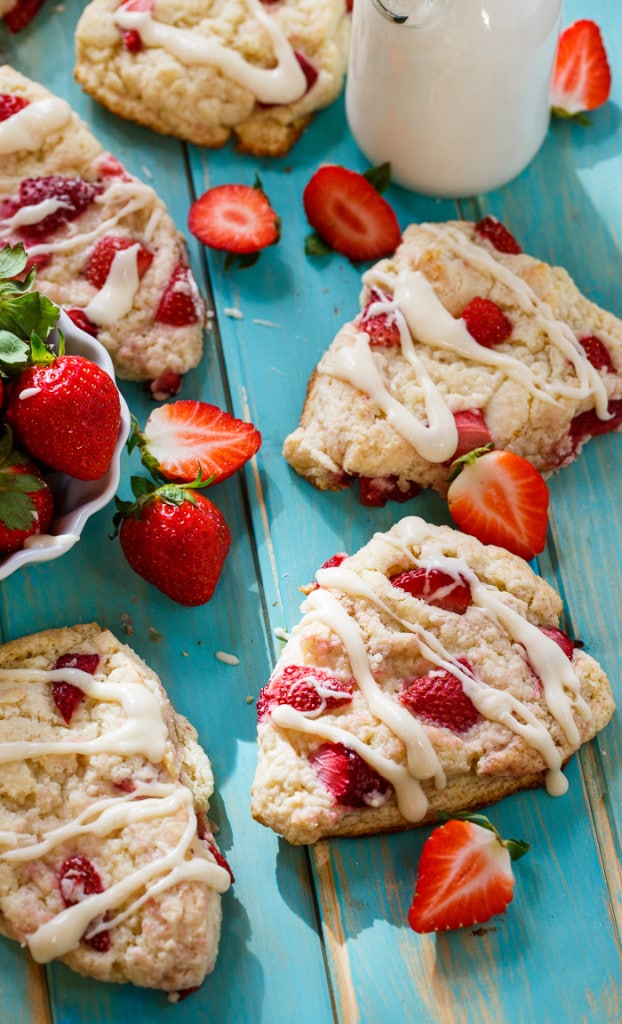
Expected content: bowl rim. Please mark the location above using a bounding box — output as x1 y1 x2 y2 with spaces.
0 310 131 579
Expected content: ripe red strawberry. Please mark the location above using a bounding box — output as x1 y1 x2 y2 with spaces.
358 475 420 507
257 664 353 722
569 399 622 449
447 447 549 561
52 652 100 724
303 164 401 262
475 216 522 255
307 551 348 591
551 20 611 117
539 624 576 660
117 0 152 50
3 0 45 32
390 567 472 614
579 335 615 373
399 661 479 733
6 353 122 481
358 289 401 347
294 51 318 92
408 814 529 933
137 400 261 485
452 409 493 460
188 181 280 261
64 308 99 337
0 94 28 121
461 297 513 348
149 370 183 401
0 176 103 239
58 854 110 952
309 741 391 807
0 434 54 554
115 481 231 606
84 235 153 289
155 263 202 326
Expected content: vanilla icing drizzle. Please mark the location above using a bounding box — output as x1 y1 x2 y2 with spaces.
271 517 590 819
114 0 307 105
0 664 230 963
0 97 72 154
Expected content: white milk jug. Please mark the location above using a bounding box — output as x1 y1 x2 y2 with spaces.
345 0 563 197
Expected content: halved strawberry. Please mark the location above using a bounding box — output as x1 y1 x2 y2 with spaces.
408 814 529 933
84 235 153 289
303 164 401 262
137 400 262 485
3 0 45 32
188 180 280 262
447 447 549 561
551 20 611 117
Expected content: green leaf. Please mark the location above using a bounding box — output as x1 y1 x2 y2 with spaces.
0 486 39 532
0 243 28 281
0 331 30 372
304 232 333 257
364 162 392 195
224 250 260 271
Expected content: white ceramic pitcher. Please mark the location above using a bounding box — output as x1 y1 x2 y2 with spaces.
345 0 563 197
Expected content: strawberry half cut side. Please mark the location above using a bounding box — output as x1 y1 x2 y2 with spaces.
408 814 529 933
551 20 612 117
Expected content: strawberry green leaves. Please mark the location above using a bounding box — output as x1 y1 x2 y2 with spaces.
0 243 60 374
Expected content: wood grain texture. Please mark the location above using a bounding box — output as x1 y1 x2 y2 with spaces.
0 0 621 1020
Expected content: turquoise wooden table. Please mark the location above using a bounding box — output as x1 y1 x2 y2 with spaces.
1 1 621 1021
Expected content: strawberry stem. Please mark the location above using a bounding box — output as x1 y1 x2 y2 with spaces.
439 811 530 861
448 442 495 482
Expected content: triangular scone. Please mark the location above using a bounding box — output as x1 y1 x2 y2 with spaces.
283 220 622 504
0 65 204 397
74 0 351 157
0 623 231 995
251 518 615 844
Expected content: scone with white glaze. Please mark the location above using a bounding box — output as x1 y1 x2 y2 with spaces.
251 517 615 844
74 0 351 157
0 65 204 397
0 623 231 995
283 218 622 505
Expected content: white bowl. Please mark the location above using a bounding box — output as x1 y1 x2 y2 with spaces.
0 309 131 580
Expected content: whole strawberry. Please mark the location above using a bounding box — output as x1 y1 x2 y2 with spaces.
114 478 231 606
0 427 54 554
6 346 121 481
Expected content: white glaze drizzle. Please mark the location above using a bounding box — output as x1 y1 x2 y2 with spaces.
0 664 230 961
273 516 590 816
84 244 141 326
114 0 307 105
0 97 72 155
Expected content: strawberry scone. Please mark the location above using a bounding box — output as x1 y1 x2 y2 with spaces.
251 517 614 844
74 0 351 157
0 623 232 994
0 65 204 397
283 218 622 505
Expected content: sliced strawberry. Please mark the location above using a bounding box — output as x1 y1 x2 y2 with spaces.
0 177 103 239
569 399 622 449
256 664 353 722
408 815 529 933
447 448 549 560
551 20 611 116
579 335 615 372
451 409 493 460
358 289 401 347
84 235 153 289
294 51 318 92
538 625 576 660
390 567 472 614
139 400 261 485
3 0 45 32
188 182 280 256
155 263 202 326
474 217 522 255
358 475 420 507
309 741 391 807
399 660 479 733
0 94 29 121
52 653 100 724
461 297 513 348
303 164 401 262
